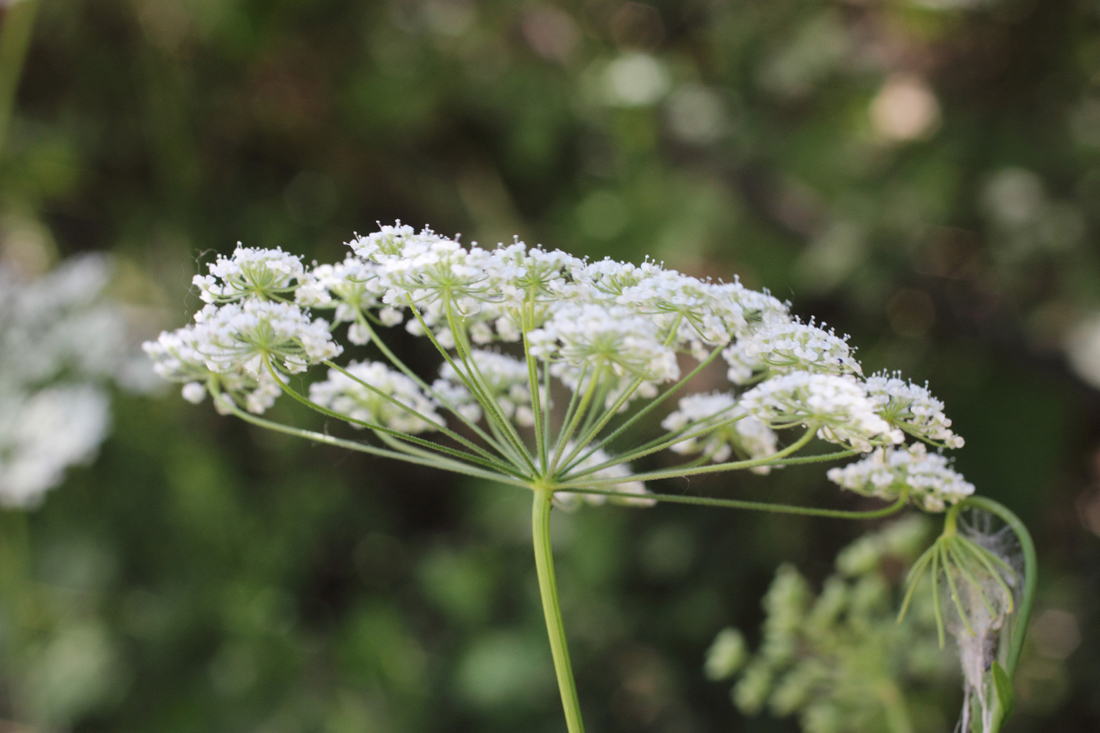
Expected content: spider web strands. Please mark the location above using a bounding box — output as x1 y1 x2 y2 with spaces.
210 390 533 490
558 487 907 519
956 496 1037 679
352 309 511 460
264 358 526 479
558 346 725 477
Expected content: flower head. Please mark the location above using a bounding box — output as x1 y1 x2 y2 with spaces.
827 443 974 512
741 373 901 452
724 319 861 385
865 372 964 449
193 245 304 303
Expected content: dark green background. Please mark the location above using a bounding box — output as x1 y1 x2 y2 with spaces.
6 0 1100 729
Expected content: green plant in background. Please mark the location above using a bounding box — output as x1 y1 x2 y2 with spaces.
146 223 1034 731
706 516 950 733
709 503 1035 733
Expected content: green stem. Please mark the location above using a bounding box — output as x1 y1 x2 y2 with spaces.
559 426 820 486
364 308 511 458
265 360 519 477
561 488 908 519
957 496 1036 678
213 392 532 490
532 489 586 733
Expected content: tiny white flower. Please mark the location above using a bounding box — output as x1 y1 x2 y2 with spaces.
661 392 778 473
181 382 207 404
826 443 974 512
310 361 444 434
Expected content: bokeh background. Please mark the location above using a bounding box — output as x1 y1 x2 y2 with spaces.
4 0 1100 729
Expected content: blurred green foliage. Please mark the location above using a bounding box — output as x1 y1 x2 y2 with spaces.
3 0 1100 729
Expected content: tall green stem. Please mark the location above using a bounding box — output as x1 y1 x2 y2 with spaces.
532 489 586 733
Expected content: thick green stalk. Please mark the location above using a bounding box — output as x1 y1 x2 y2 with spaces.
532 489 586 733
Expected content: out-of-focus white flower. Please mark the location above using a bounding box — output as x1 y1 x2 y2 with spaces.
555 444 654 509
661 392 778 473
193 245 304 303
0 254 135 508
723 319 860 384
826 443 974 512
0 387 110 508
1066 313 1100 390
439 350 541 427
741 373 901 452
865 372 964 448
309 361 444 434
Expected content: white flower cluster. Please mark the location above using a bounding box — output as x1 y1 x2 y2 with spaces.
740 373 902 452
826 443 975 512
193 245 304 304
723 319 860 385
661 393 777 474
146 247 343 413
0 255 134 508
865 372 964 448
149 222 973 512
